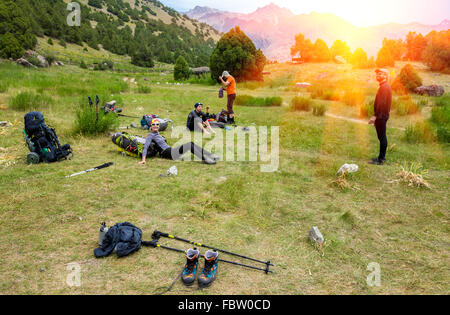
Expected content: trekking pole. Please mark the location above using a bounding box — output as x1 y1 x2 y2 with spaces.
144 238 273 274
64 162 113 179
88 96 93 108
95 95 100 123
152 231 274 269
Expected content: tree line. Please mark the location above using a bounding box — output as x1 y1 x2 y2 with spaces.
290 30 450 73
0 0 216 68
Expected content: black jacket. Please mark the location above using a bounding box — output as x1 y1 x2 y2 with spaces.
374 81 392 120
94 222 143 258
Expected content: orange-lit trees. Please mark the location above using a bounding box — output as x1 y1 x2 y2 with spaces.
376 45 395 68
312 39 331 62
330 40 352 62
290 33 314 62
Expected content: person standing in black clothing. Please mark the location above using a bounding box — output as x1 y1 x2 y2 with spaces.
369 68 392 165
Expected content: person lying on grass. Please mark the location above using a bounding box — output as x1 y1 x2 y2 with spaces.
186 103 216 135
138 119 219 165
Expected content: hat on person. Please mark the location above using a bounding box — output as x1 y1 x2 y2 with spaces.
194 102 203 108
375 68 389 75
222 71 230 78
151 118 160 125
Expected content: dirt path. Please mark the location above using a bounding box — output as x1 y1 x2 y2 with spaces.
325 113 405 130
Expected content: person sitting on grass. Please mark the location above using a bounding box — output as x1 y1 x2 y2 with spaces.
186 103 216 134
138 119 219 165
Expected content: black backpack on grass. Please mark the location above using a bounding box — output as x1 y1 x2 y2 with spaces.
23 112 72 164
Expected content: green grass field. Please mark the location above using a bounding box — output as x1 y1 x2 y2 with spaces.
0 59 449 294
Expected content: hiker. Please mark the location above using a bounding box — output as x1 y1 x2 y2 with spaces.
219 71 236 124
138 119 218 165
186 103 215 134
369 68 392 165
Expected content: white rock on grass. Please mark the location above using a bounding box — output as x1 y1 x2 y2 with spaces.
309 227 324 245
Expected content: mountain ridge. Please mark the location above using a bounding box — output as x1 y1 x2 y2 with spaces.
186 4 450 61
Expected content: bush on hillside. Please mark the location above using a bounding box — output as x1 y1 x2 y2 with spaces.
312 103 328 116
392 64 423 94
235 95 282 107
290 97 312 112
8 91 54 111
74 103 119 135
404 122 435 143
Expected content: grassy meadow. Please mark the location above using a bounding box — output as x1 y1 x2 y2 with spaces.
0 58 449 294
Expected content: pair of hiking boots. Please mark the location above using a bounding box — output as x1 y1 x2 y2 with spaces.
182 248 219 288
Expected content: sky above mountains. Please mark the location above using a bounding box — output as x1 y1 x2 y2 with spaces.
159 0 450 27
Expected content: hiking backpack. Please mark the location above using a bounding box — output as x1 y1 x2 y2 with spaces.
111 132 158 158
140 115 173 132
23 112 72 164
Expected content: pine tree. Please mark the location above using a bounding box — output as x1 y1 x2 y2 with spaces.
209 26 266 81
174 56 190 81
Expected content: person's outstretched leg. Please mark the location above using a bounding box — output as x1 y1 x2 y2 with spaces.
169 143 216 164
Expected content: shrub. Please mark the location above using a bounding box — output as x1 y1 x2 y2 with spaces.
360 101 375 118
45 53 56 66
8 91 54 111
291 96 312 112
396 99 420 116
431 103 450 143
265 96 282 107
392 64 423 94
27 55 42 67
404 122 434 143
235 95 282 107
137 85 152 94
434 94 450 107
80 60 88 69
342 89 365 106
74 104 119 135
312 103 328 116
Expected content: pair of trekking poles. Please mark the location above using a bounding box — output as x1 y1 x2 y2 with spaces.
145 230 274 274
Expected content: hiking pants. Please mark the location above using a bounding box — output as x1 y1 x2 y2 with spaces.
161 142 211 161
227 94 236 115
375 118 388 160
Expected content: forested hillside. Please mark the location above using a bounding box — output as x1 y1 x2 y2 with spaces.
0 0 221 67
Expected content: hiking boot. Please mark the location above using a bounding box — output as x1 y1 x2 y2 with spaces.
181 248 200 286
203 156 217 165
369 158 385 165
208 153 220 161
198 250 219 288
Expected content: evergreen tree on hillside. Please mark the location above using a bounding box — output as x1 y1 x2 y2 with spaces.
0 32 24 59
174 56 190 81
210 27 266 81
131 45 154 68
